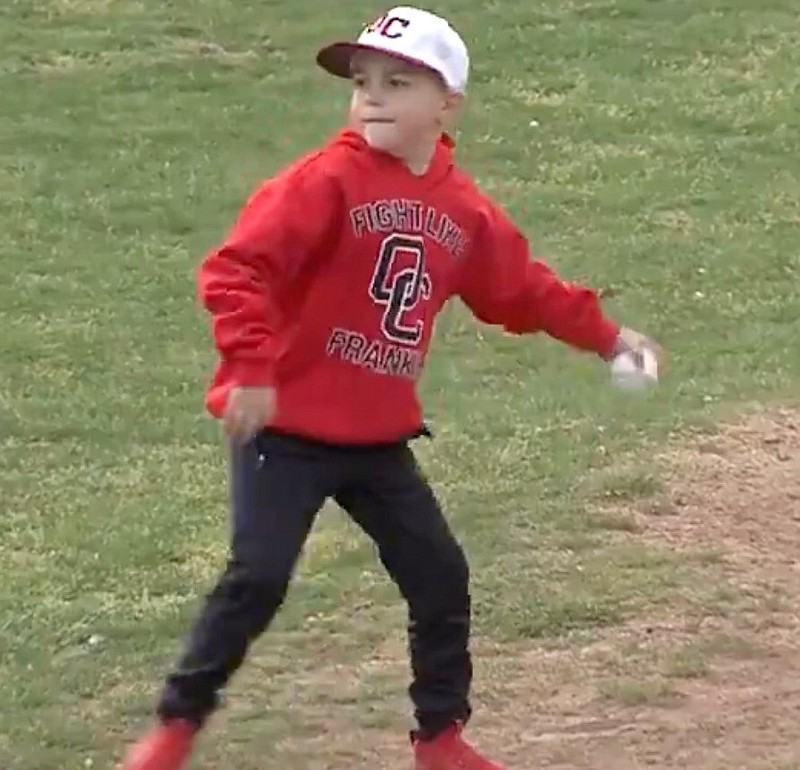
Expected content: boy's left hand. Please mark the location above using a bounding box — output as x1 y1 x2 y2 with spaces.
223 385 276 444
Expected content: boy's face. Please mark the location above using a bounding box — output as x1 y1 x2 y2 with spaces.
349 50 461 157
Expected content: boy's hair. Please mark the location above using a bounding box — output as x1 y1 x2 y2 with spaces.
316 6 469 94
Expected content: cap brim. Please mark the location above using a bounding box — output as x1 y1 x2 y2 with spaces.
316 42 363 80
316 42 443 83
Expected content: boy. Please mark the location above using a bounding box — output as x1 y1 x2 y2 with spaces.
118 6 659 770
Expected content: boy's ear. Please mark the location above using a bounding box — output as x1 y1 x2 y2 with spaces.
446 91 464 110
443 90 464 119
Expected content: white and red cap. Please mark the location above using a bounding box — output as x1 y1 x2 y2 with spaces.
317 6 469 94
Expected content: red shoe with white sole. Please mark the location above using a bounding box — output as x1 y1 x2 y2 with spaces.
413 723 506 770
117 719 196 770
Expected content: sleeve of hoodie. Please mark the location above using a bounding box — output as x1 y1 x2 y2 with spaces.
196 156 342 387
457 200 619 358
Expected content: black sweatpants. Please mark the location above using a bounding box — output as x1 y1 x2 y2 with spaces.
157 430 472 737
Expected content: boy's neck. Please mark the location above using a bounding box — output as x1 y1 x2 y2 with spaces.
403 148 435 176
396 133 441 176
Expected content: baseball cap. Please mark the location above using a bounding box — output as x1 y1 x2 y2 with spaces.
316 6 469 94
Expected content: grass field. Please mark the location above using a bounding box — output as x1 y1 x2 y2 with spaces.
2 1 800 769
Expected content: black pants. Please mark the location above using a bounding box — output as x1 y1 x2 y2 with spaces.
157 430 472 737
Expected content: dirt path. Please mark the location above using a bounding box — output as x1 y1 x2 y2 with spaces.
481 407 800 769
209 408 800 770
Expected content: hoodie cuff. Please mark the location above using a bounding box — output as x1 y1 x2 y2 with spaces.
229 359 276 387
597 320 622 360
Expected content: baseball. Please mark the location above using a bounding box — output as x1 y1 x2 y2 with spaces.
610 348 658 391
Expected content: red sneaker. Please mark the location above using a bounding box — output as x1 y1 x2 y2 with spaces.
117 719 196 770
413 723 505 770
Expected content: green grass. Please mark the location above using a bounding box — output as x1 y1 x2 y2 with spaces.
598 677 682 708
2 0 799 767
664 632 763 679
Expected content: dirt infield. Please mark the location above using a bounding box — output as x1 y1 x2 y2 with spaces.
481 407 800 769
240 408 800 770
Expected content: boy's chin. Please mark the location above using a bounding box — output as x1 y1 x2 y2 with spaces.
361 125 403 153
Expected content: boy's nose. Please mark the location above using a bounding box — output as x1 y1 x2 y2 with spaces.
363 87 384 106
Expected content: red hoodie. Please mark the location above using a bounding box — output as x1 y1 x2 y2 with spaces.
197 129 619 445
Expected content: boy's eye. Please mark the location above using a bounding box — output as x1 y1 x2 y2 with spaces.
389 77 410 88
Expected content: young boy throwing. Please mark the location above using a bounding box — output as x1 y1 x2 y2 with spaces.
119 6 659 770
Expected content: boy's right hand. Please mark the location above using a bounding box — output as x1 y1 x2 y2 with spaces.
223 386 276 444
612 326 658 357
611 326 665 371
